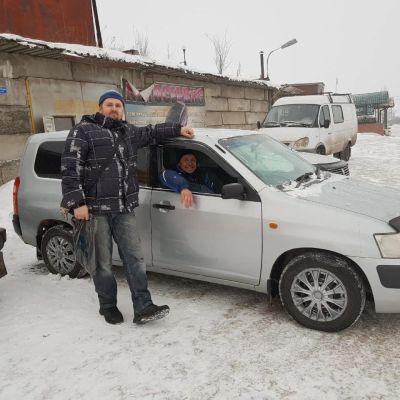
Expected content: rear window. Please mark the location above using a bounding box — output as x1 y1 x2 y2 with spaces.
34 141 64 179
332 105 344 123
34 140 150 185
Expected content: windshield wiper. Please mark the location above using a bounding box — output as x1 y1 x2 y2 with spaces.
281 121 312 127
263 121 281 127
295 172 314 188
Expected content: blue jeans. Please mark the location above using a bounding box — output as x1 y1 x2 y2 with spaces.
92 212 153 313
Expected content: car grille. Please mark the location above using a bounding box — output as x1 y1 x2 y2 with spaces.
328 165 350 176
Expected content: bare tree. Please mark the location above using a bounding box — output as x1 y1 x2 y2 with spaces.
133 27 150 57
166 44 173 61
236 62 242 78
101 25 125 50
208 32 232 75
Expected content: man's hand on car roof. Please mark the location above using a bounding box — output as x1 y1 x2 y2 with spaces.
180 127 194 139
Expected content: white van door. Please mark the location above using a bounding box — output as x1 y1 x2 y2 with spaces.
318 105 335 154
331 105 346 153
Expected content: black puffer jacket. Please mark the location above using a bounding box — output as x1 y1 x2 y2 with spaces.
61 113 181 214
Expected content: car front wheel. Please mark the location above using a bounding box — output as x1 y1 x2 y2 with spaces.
41 225 86 278
279 252 365 332
340 143 351 161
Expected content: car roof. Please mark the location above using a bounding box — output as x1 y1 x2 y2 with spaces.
28 127 258 144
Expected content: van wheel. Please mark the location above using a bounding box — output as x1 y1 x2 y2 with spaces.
41 225 85 278
316 146 325 155
340 143 351 161
279 252 365 332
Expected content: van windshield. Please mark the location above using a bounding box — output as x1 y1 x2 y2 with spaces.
219 134 315 187
263 104 319 128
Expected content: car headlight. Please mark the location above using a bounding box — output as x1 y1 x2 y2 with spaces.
292 137 309 149
374 233 400 258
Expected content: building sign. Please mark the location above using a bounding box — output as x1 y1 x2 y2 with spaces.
122 79 206 127
0 87 7 95
144 83 205 105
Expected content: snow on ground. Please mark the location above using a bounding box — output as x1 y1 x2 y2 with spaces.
1 127 400 399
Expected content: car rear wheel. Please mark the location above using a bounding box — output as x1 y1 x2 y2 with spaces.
41 225 86 278
279 252 365 332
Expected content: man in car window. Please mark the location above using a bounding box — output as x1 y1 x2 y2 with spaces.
160 151 222 208
60 90 194 325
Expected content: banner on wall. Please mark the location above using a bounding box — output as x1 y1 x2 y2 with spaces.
121 79 205 126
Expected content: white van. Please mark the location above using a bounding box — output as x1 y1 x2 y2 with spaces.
258 94 358 160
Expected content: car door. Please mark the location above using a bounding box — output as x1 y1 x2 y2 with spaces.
150 143 262 285
331 105 346 152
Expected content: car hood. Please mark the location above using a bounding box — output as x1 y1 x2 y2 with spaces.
297 152 339 165
282 175 400 224
259 127 312 142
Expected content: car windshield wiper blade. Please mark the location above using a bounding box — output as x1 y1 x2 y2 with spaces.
281 121 312 127
295 171 314 188
263 121 281 127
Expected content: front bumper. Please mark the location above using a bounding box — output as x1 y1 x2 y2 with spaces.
13 214 22 238
351 256 400 313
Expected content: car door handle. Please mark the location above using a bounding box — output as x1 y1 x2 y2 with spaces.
153 203 176 211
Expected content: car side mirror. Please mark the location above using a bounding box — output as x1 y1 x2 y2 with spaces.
257 121 261 129
323 120 330 129
221 183 244 200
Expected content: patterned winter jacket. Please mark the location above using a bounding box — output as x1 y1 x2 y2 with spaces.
61 112 181 214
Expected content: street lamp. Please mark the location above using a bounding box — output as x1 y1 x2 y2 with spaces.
182 46 187 66
260 38 297 81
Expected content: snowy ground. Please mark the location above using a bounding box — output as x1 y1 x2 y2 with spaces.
1 127 400 400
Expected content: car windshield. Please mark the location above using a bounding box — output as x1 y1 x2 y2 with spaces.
219 134 315 187
262 104 319 127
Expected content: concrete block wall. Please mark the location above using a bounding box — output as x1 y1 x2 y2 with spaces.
204 83 270 129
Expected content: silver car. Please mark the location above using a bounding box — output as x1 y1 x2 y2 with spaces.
13 129 400 332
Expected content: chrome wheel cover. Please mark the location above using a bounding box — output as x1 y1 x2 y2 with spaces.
290 268 348 322
46 235 76 274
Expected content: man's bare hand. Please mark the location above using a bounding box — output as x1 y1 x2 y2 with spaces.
180 188 193 208
74 205 89 220
180 127 194 139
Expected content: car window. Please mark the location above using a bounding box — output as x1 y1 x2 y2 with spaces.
34 140 150 186
219 134 314 187
319 105 331 127
264 104 319 127
34 141 64 179
332 105 344 123
157 145 260 202
157 146 234 194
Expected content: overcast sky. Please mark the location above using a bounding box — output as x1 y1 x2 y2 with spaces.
97 0 399 110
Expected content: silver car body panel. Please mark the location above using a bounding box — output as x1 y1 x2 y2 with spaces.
15 128 400 313
151 189 262 285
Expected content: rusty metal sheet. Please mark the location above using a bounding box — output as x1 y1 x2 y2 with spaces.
0 0 96 46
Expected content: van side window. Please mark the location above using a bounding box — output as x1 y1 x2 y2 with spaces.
332 105 344 124
319 105 331 127
34 141 64 179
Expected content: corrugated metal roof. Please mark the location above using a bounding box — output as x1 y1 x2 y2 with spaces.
353 91 390 107
0 34 276 89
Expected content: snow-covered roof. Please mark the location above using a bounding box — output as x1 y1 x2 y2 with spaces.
0 33 278 89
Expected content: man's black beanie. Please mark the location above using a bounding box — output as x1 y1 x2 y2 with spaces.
98 90 125 106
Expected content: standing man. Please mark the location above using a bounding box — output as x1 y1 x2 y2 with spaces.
61 90 194 325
